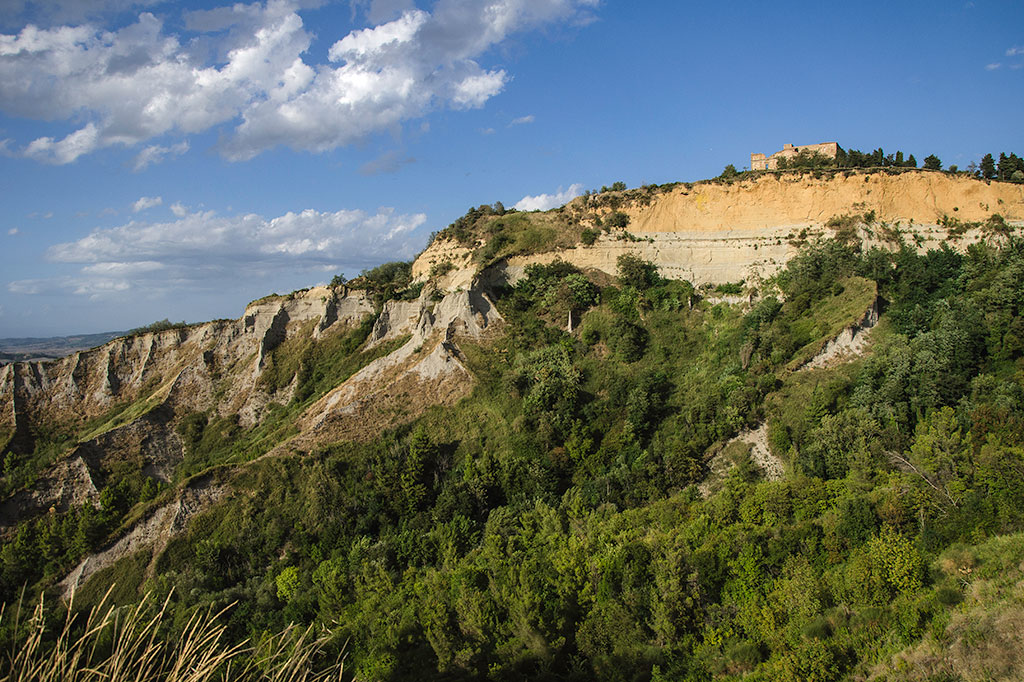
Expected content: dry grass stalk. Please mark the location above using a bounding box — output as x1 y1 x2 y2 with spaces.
0 587 348 682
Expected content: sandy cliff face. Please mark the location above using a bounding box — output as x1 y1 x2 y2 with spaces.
414 172 1024 288
625 172 1024 232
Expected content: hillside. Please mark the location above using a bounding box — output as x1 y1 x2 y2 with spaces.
3 169 1024 681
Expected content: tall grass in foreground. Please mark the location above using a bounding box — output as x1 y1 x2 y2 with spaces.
0 588 348 682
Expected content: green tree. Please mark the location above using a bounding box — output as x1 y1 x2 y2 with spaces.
902 406 972 508
605 211 630 229
276 566 301 601
923 154 942 171
980 153 996 179
609 316 648 362
616 253 660 290
401 428 434 513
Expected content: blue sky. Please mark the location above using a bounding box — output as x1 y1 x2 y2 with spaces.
1 0 1022 337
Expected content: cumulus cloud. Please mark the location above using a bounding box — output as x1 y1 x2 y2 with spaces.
509 114 535 125
0 0 598 163
513 182 583 211
1007 46 1024 57
170 201 187 217
132 195 162 212
14 205 426 299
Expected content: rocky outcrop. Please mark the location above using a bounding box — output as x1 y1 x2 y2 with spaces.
414 172 1024 291
0 287 376 532
59 475 225 599
615 172 1024 233
298 285 503 444
0 455 100 531
801 298 880 370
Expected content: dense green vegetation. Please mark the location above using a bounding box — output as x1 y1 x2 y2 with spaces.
748 145 1024 181
127 318 189 336
5 228 1024 681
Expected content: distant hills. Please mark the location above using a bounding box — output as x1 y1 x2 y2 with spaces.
0 331 125 363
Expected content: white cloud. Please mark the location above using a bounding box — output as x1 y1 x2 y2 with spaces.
0 0 598 163
986 62 1002 70
170 201 187 217
1006 46 1024 57
8 227 19 235
132 195 162 212
23 123 100 164
8 279 46 294
513 183 583 211
509 114 535 125
133 140 189 171
20 206 426 299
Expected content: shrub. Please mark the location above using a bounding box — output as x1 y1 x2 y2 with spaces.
608 316 647 362
605 211 630 229
719 164 740 179
430 260 455 278
128 319 187 335
616 253 660 290
581 228 599 245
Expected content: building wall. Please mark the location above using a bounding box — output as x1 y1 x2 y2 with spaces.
751 142 839 170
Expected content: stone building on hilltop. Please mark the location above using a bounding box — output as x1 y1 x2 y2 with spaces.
751 142 840 171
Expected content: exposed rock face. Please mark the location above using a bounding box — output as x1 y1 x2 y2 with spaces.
800 298 880 370
59 474 226 599
415 172 1024 289
298 285 503 445
625 172 1024 232
0 287 375 529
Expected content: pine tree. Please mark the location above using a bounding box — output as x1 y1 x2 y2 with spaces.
980 153 996 179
